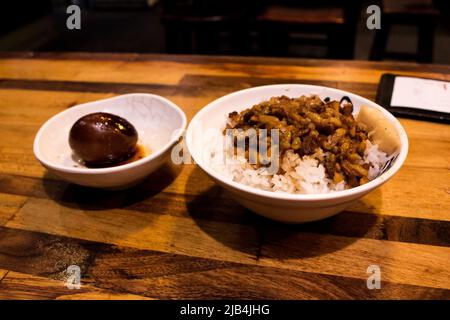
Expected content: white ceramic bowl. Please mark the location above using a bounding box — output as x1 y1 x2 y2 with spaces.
34 93 187 189
186 84 408 223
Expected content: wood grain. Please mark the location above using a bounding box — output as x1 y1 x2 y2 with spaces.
1 159 448 221
0 173 449 246
0 269 8 281
2 197 449 290
0 52 449 299
258 232 450 289
0 269 152 300
0 193 26 227
2 51 450 73
2 56 450 86
0 227 448 299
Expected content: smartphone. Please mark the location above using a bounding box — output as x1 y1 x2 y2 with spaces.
376 74 450 123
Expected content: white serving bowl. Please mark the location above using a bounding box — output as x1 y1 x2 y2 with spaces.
34 93 186 189
186 84 408 223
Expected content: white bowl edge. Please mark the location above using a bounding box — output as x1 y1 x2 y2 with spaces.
34 93 187 175
186 84 409 203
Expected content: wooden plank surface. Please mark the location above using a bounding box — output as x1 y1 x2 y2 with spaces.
0 52 449 299
0 269 152 300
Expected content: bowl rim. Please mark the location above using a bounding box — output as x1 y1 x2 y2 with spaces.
186 84 409 202
33 93 187 174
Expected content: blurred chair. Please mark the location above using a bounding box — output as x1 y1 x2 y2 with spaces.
86 0 155 9
369 0 440 63
161 0 262 54
255 0 360 59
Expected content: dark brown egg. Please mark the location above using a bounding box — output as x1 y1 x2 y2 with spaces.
69 112 138 167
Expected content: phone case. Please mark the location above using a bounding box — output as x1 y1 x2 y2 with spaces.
376 73 450 124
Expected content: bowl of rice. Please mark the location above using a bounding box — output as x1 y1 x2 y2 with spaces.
186 84 408 223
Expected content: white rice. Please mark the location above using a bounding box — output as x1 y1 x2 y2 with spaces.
209 136 390 194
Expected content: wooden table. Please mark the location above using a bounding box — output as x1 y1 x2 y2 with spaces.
0 52 449 300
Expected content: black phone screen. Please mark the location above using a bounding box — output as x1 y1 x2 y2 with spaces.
376 74 450 123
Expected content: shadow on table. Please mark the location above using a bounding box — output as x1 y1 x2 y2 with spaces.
42 163 182 212
4 164 182 281
184 166 381 259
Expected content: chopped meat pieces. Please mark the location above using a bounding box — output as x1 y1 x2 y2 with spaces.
225 95 371 187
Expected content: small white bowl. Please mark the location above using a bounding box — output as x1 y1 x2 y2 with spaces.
34 93 187 189
186 84 408 223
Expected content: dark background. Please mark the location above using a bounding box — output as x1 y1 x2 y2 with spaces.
1 0 449 63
